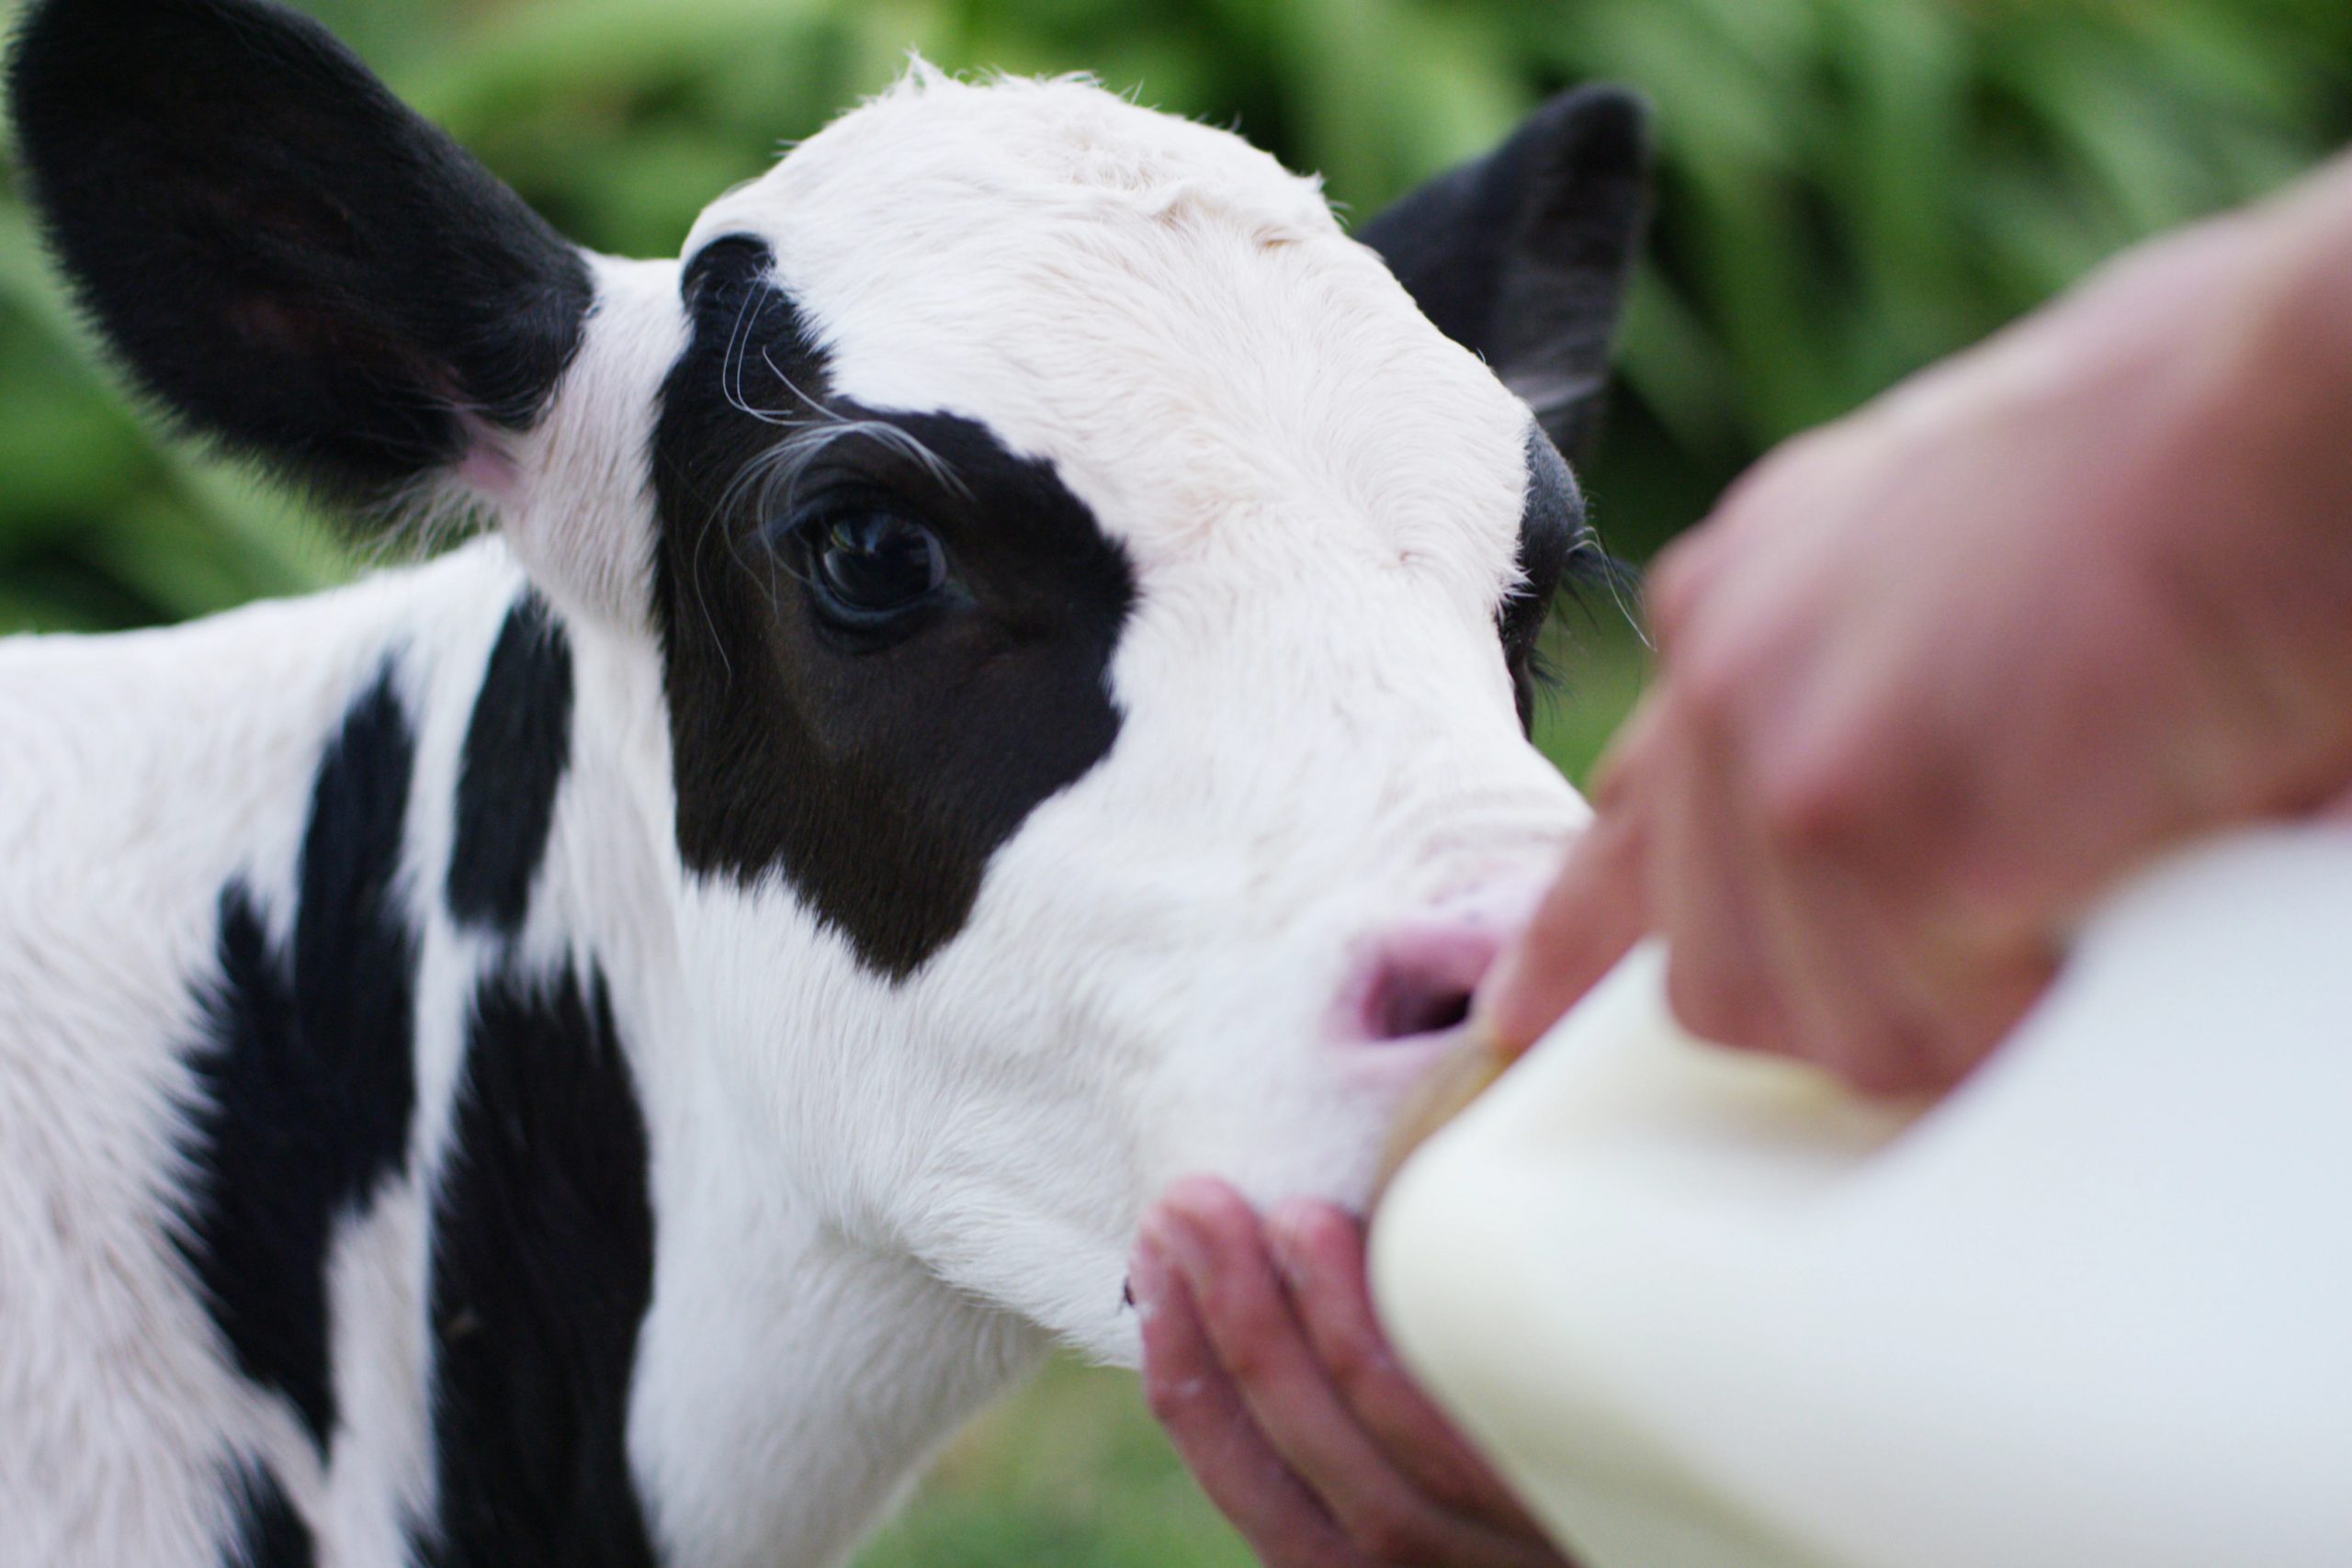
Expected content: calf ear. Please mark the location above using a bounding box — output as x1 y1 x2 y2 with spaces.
6 0 594 512
1360 85 1651 458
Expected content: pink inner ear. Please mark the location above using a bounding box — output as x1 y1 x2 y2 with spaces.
455 410 522 500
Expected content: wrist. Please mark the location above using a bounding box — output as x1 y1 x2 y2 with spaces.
2214 155 2352 504
2146 159 2352 817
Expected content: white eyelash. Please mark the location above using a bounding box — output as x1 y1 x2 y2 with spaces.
712 279 967 527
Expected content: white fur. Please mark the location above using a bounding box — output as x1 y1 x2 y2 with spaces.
1 70 1587 1568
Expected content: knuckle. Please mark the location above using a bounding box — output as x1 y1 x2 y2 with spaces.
1212 1303 1286 1385
1219 1337 1274 1388
1668 643 1750 738
1806 1011 1916 1095
1665 951 1767 1047
1672 669 1728 736
1421 1465 1505 1521
1185 1181 1256 1235
1679 427 1833 551
1341 1497 1443 1564
1833 1032 1941 1099
1645 544 1712 646
1317 1329 1379 1403
1142 1372 1192 1426
1758 751 1874 853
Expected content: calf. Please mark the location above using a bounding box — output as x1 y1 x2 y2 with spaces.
0 1 1645 1563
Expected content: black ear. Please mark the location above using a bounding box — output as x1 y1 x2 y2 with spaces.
1360 85 1651 458
6 0 594 506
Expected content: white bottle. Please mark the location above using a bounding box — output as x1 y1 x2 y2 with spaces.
1372 828 2352 1568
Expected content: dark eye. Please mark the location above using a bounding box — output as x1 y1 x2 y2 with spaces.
795 510 949 627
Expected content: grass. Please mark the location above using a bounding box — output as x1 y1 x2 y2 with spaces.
854 1360 1256 1568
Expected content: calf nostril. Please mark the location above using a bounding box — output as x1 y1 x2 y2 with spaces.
1374 982 1467 1043
1344 889 1541 1047
1366 966 1478 1043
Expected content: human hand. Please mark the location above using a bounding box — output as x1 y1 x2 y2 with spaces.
1133 1177 1570 1568
1482 153 2352 1094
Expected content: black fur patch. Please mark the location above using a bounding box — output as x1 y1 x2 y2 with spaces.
420 962 658 1568
448 594 575 932
178 670 420 1454
1503 427 1586 732
1359 85 1649 459
223 1464 315 1568
650 237 1136 978
6 0 594 505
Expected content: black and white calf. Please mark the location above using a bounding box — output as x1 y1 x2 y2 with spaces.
0 1 1646 1563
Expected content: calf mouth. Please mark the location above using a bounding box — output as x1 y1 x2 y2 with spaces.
1371 1024 1513 1204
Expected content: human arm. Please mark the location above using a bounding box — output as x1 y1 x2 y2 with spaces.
1482 151 2352 1092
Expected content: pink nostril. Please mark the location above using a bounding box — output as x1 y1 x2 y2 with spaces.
1348 925 1509 1044
1338 877 1551 1047
1367 966 1477 1041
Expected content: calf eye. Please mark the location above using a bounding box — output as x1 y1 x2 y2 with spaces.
786 509 950 630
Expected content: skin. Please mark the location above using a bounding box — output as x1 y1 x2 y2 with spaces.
1485 148 2352 1093
1147 151 2352 1564
1134 1179 1568 1568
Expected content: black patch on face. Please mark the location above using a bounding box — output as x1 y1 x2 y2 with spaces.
650 237 1136 978
447 594 575 933
6 0 594 507
1502 428 1590 733
177 669 420 1454
419 961 657 1568
223 1463 315 1568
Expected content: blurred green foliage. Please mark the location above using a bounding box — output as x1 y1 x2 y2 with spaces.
2 0 2346 632
0 0 2343 1559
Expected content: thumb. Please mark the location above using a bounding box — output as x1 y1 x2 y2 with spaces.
1476 808 1649 1055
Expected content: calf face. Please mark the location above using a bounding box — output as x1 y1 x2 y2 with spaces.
9 0 1645 1366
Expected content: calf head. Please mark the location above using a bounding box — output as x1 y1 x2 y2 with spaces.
11 0 1645 1361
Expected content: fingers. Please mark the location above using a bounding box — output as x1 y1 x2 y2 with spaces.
1490 688 1978 1090
1643 695 1992 1093
1649 705 1798 1054
1596 530 2044 1091
1488 367 2099 1095
1743 832 1953 1095
1907 937 2056 1092
1266 1199 1548 1537
1477 808 1648 1054
1141 1180 1572 1568
1157 1179 1427 1546
1593 214 2352 1094
1476 689 1679 1055
1133 1210 1364 1568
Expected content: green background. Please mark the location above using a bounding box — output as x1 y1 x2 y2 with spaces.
0 1 2345 1562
